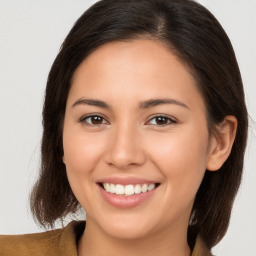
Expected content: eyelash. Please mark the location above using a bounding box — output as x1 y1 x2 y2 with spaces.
146 115 177 126
79 114 177 127
79 114 109 126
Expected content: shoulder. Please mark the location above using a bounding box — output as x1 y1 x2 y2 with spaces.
0 228 63 256
0 221 85 256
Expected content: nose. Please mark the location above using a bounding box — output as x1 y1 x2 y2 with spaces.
105 124 146 170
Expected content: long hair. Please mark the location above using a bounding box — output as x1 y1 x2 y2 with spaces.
30 0 248 249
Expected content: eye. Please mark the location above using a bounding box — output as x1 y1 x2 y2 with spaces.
80 115 108 126
146 115 177 126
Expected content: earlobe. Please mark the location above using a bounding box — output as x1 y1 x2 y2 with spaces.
206 115 237 171
63 155 66 165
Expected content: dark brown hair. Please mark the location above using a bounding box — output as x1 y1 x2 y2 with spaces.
30 0 248 249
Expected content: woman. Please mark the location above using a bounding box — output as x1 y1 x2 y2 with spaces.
0 0 248 255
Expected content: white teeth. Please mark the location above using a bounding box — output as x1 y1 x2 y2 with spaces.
115 184 124 195
125 185 134 196
102 183 157 196
110 184 116 193
148 184 155 191
105 183 110 192
134 184 142 194
141 184 148 193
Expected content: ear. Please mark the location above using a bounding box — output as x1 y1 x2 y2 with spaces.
206 115 237 171
63 155 66 164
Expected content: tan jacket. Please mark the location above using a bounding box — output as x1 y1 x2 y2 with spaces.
0 221 212 256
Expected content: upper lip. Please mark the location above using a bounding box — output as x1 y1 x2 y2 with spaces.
97 176 160 185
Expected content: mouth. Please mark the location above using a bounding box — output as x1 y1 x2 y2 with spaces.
98 182 160 196
97 177 161 208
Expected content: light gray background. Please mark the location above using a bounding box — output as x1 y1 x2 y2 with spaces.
0 1 255 255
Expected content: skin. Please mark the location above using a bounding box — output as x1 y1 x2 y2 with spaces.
62 39 237 256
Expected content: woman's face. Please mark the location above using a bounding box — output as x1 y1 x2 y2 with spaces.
63 39 214 240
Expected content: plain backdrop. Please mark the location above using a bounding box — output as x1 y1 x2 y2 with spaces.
0 1 255 255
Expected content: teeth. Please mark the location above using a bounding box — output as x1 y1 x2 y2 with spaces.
125 185 134 196
102 183 156 196
134 184 142 194
148 184 155 191
141 184 148 193
116 184 124 195
110 184 116 193
103 183 110 192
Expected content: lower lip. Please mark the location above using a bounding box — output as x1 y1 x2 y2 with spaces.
99 185 158 208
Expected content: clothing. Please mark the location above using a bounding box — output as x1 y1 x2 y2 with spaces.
0 221 212 256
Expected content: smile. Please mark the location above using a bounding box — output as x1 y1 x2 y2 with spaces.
97 177 160 208
102 183 157 196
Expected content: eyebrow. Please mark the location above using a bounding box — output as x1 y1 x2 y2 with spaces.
72 98 189 110
72 98 110 109
139 98 189 109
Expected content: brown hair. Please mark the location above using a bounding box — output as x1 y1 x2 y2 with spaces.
30 0 248 249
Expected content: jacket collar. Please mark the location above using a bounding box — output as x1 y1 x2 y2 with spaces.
60 221 212 256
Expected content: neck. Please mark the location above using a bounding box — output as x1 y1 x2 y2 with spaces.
78 218 191 256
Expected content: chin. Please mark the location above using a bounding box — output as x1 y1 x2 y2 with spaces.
97 214 156 240
105 224 152 240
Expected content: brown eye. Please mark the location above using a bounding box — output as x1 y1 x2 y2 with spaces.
81 115 108 125
155 117 169 125
147 116 176 126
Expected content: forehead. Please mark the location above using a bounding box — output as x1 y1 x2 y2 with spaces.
69 39 205 112
74 39 192 80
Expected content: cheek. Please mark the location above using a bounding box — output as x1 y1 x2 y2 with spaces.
63 125 105 177
62 125 108 210
147 127 209 194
